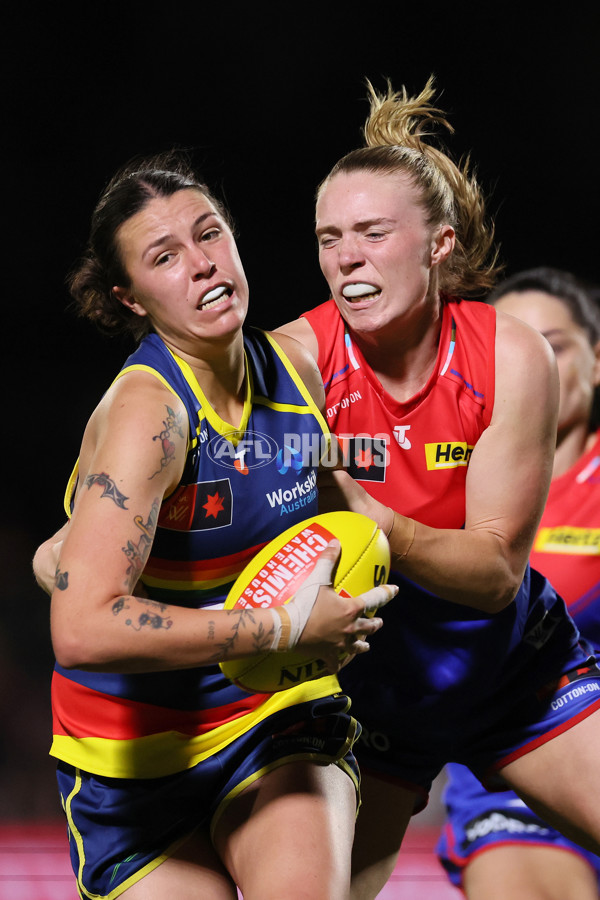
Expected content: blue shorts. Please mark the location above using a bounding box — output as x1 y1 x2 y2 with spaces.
56 694 359 898
351 665 600 812
437 763 600 889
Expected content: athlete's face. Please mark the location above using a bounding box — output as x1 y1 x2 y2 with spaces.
494 290 600 438
113 189 249 355
315 170 455 337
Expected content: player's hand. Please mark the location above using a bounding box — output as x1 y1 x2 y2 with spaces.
281 540 397 671
318 469 393 535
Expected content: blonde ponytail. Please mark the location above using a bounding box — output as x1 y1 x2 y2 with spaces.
320 77 502 297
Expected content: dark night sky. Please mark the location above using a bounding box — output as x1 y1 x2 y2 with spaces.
9 8 599 536
2 5 600 815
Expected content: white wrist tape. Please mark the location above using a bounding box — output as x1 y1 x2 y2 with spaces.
269 553 334 651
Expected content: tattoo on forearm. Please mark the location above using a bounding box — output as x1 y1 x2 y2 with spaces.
112 596 172 631
121 499 159 592
208 609 275 662
84 472 129 509
55 567 69 590
150 406 185 479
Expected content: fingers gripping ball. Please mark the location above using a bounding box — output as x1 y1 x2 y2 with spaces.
220 511 391 693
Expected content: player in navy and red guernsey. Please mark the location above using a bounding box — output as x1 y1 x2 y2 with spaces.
32 155 395 900
436 268 600 899
277 80 600 899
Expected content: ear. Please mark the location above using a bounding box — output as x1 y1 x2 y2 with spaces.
430 224 455 267
112 285 148 318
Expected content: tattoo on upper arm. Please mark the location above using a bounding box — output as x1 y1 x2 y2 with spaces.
55 567 69 590
84 473 129 509
121 499 159 593
112 596 173 631
150 406 185 479
208 609 274 663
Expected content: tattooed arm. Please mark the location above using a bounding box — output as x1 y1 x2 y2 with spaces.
50 371 389 674
49 371 207 672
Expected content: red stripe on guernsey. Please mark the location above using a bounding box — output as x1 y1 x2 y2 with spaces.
52 671 268 739
144 543 266 582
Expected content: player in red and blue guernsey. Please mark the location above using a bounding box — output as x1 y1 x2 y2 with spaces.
277 81 600 899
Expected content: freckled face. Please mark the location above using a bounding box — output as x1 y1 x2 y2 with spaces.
316 170 452 336
494 290 600 437
114 189 249 353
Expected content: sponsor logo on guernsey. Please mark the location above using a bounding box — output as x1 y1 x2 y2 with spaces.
551 680 600 710
425 441 474 470
265 470 318 516
325 389 364 421
462 811 551 848
207 431 278 472
393 425 411 450
534 526 600 555
158 479 233 531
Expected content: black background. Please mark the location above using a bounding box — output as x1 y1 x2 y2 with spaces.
3 5 599 817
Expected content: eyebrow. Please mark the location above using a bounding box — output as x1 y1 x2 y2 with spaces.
315 216 396 236
141 212 216 259
541 328 569 340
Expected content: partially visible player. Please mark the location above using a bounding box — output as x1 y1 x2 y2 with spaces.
437 267 600 899
276 78 600 899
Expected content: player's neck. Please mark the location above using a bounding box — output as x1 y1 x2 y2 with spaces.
553 423 596 479
184 339 247 428
354 307 443 404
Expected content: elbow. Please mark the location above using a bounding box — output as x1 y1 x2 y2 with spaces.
483 569 522 615
51 614 104 670
52 631 93 670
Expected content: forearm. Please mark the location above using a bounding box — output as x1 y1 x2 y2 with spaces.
51 590 280 673
385 511 523 613
51 542 394 673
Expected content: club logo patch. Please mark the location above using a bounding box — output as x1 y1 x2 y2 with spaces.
338 437 387 482
158 479 233 531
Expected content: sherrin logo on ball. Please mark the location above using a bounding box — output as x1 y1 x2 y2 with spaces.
220 511 390 693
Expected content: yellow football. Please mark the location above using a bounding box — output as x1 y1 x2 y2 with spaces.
220 511 390 693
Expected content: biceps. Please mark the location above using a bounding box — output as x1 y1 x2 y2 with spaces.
465 418 553 555
60 483 162 602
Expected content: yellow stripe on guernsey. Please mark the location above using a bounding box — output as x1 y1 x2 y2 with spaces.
165 345 252 443
64 337 329 515
51 675 341 779
265 333 331 442
534 527 600 555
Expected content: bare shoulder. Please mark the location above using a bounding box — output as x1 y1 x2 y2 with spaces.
268 329 325 410
79 370 188 495
495 307 555 366
493 308 559 423
102 369 185 425
272 317 319 363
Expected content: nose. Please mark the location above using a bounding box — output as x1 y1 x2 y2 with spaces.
337 235 364 273
189 245 215 280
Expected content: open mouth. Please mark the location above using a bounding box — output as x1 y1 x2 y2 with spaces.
342 282 381 303
198 285 232 310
